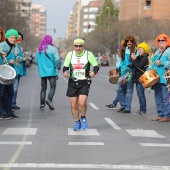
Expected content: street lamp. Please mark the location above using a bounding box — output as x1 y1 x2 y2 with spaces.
106 6 110 28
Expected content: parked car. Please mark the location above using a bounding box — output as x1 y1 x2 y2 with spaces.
101 59 109 66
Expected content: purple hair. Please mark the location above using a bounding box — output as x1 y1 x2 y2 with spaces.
38 35 53 53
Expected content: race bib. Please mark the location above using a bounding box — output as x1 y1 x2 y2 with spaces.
73 69 86 80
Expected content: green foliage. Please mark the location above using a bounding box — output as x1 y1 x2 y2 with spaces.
96 0 119 27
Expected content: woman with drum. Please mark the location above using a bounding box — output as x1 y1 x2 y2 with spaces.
148 34 170 122
117 36 138 113
0 29 19 119
130 42 150 116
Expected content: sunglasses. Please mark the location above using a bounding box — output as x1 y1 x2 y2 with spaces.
75 45 83 48
125 39 133 43
158 39 166 42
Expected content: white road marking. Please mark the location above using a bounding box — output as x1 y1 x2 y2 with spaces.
98 74 108 78
89 103 99 110
68 128 100 136
0 164 170 169
140 143 170 147
69 142 105 146
105 118 121 130
126 129 165 138
3 128 37 135
0 141 32 145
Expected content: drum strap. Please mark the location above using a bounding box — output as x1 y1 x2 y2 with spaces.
45 53 55 67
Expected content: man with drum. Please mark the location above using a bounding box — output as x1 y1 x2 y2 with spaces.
0 29 19 119
63 38 99 131
148 34 170 122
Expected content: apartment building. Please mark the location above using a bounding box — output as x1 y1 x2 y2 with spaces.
66 0 120 38
119 0 170 20
81 1 101 35
30 4 46 38
16 0 31 17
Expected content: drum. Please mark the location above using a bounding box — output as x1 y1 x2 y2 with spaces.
164 69 170 91
139 69 160 88
109 69 119 84
0 64 16 85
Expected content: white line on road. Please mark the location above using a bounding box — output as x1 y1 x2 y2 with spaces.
68 128 100 136
105 118 121 130
140 143 170 147
3 128 37 135
69 142 105 146
0 164 170 169
0 141 32 145
126 129 165 138
89 103 99 110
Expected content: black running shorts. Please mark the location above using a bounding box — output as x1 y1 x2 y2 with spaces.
66 84 90 97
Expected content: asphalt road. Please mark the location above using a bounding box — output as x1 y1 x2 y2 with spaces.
0 64 170 170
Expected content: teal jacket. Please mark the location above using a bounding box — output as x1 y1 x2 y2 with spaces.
0 41 18 76
15 44 27 76
148 48 170 84
35 45 61 77
120 47 138 76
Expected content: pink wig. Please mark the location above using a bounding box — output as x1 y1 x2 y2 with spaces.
38 35 53 53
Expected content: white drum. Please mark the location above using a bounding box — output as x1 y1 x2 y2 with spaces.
0 64 16 85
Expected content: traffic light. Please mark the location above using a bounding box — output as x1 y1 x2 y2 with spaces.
88 23 90 29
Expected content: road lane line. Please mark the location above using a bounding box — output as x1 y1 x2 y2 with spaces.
0 142 32 145
140 143 170 147
105 118 121 130
0 164 170 169
69 142 105 146
89 103 99 110
68 128 100 136
4 79 38 170
126 129 165 138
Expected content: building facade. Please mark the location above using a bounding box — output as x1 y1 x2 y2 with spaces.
30 4 46 38
119 0 170 20
16 0 31 17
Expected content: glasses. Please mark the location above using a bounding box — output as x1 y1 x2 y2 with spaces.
125 39 133 43
75 45 83 48
158 39 166 42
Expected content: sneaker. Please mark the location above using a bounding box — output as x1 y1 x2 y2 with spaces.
1 115 12 120
9 114 19 118
81 117 88 130
141 111 147 116
117 108 125 112
122 110 131 113
40 104 45 110
105 104 116 109
73 121 81 131
133 110 141 116
12 105 20 110
45 100 54 110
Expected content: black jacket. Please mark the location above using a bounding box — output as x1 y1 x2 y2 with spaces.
131 54 149 84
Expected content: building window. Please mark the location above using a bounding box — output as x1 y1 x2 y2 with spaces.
144 0 151 10
146 0 151 7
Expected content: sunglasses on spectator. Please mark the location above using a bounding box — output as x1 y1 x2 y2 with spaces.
158 39 166 42
75 45 83 48
125 39 133 43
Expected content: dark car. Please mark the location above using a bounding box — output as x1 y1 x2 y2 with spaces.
101 60 109 66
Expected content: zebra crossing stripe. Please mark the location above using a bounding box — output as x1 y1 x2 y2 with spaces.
140 143 170 147
69 142 105 145
89 103 99 110
0 163 170 169
0 141 32 145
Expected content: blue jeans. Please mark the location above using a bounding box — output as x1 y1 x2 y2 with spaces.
40 76 57 105
0 83 14 115
117 80 134 111
12 76 20 106
136 83 146 113
152 83 170 118
113 83 121 107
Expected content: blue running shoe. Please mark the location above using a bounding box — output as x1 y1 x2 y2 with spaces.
81 117 88 130
73 121 81 131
